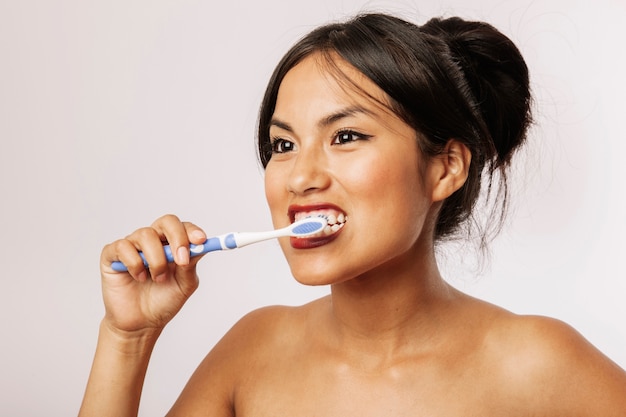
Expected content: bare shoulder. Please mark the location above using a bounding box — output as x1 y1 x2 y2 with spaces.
481 307 626 415
166 299 323 416
220 297 323 351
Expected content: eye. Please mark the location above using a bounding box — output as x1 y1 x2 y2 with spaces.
270 137 296 154
332 130 370 145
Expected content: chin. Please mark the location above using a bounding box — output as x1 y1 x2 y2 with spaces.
288 264 346 287
288 260 362 287
290 270 335 287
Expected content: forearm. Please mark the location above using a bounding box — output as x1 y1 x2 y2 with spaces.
79 320 162 417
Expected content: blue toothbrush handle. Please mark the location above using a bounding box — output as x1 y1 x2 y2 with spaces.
110 235 233 272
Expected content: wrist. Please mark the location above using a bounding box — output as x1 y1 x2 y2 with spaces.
98 319 163 356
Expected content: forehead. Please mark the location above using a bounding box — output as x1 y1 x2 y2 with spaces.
273 52 394 119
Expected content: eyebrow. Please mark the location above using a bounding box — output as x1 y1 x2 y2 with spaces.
269 105 374 133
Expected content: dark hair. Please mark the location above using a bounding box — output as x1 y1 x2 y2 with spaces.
257 13 532 243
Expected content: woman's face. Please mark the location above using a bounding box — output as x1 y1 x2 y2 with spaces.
264 53 436 286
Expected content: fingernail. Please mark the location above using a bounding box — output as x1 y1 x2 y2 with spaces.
154 273 167 283
177 246 189 265
137 270 147 282
190 230 206 242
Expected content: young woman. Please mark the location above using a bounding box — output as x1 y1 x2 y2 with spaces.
79 13 626 416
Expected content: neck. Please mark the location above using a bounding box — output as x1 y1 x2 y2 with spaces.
326 241 457 359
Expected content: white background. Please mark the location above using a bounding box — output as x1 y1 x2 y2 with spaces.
1 0 625 415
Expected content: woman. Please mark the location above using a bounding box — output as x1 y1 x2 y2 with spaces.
79 13 626 416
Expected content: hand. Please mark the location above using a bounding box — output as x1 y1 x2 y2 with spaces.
99 214 207 334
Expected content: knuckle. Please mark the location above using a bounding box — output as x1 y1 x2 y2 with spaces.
132 227 159 241
102 238 131 257
153 213 181 226
182 221 200 232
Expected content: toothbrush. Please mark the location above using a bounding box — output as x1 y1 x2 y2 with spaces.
110 216 328 272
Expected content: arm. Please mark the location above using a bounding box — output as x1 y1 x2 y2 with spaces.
79 322 161 417
79 215 207 417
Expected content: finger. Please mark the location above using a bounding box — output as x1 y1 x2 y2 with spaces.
177 221 208 267
101 239 148 282
183 221 207 244
150 214 196 267
170 261 201 298
128 226 172 282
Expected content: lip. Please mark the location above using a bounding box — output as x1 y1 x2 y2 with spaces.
290 232 341 249
287 203 346 249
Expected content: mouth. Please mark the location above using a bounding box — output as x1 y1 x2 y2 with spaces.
288 205 347 247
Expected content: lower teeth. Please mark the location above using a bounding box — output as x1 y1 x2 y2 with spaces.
322 222 345 236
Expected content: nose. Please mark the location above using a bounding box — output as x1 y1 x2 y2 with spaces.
286 145 330 195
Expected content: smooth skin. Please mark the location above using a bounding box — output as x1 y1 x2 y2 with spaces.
79 54 626 416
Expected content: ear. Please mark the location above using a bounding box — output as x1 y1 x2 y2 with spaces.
428 139 472 202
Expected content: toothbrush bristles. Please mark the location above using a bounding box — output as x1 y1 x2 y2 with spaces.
291 215 328 236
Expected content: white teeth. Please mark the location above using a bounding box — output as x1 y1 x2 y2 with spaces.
320 221 345 236
294 210 347 237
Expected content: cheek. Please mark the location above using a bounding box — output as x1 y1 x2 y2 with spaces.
352 152 429 242
350 151 423 206
264 164 285 221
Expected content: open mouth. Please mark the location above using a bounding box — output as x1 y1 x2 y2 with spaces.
292 209 347 238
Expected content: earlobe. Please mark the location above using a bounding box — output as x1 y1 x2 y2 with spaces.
430 140 471 202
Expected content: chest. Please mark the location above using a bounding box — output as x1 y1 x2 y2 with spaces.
232 356 513 417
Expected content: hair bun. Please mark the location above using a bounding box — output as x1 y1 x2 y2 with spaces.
421 17 532 167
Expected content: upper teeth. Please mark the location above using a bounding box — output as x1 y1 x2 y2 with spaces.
295 210 347 237
326 213 346 225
